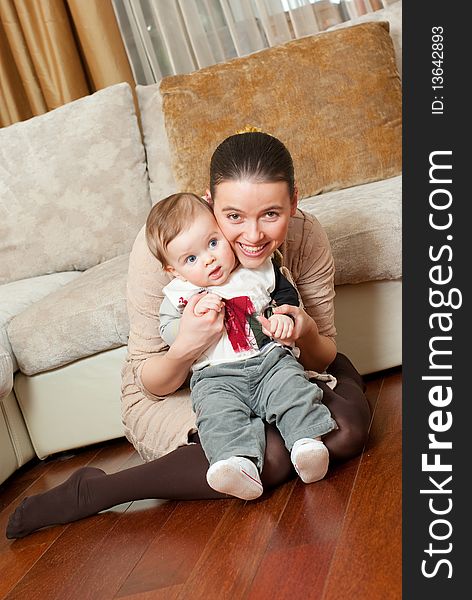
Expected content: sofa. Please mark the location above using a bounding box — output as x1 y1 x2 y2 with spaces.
0 3 402 486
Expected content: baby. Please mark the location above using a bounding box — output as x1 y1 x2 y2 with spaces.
146 193 337 500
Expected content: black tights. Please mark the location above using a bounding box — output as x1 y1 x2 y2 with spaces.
321 352 371 461
6 353 370 539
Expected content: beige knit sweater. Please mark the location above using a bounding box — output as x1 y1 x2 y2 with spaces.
121 209 336 461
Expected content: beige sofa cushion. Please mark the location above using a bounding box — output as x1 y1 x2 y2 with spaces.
0 271 81 372
136 84 177 204
141 21 401 201
0 83 151 285
8 255 130 376
301 175 401 285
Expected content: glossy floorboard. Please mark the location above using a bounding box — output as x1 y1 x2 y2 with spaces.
0 368 401 599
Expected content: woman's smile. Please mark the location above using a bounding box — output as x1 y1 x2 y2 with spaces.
237 241 270 257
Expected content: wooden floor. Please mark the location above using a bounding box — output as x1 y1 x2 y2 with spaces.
0 368 401 600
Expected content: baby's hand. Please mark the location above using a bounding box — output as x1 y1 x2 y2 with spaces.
194 292 225 316
258 313 294 342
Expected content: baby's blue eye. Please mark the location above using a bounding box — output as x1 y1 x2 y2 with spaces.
186 255 197 264
209 239 218 249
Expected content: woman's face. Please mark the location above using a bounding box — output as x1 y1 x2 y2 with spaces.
211 180 297 268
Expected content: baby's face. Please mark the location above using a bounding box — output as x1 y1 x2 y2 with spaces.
165 210 237 287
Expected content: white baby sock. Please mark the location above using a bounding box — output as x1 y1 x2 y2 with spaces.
290 438 329 484
206 456 263 500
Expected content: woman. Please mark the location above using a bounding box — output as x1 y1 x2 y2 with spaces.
7 132 370 539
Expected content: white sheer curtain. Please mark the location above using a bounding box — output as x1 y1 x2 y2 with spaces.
112 0 389 84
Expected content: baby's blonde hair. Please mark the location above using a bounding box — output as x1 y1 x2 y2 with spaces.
145 193 214 267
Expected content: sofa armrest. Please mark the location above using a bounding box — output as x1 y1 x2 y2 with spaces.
0 344 13 399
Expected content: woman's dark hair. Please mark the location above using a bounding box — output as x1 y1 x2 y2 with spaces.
209 132 295 199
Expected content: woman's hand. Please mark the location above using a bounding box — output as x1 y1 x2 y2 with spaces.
259 304 317 345
257 313 294 344
172 292 225 361
260 304 335 371
141 292 225 396
141 292 225 397
193 292 225 316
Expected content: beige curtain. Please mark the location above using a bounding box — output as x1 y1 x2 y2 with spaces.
112 0 387 85
0 0 135 128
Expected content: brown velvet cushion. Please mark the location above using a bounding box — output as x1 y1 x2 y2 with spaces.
159 21 401 199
